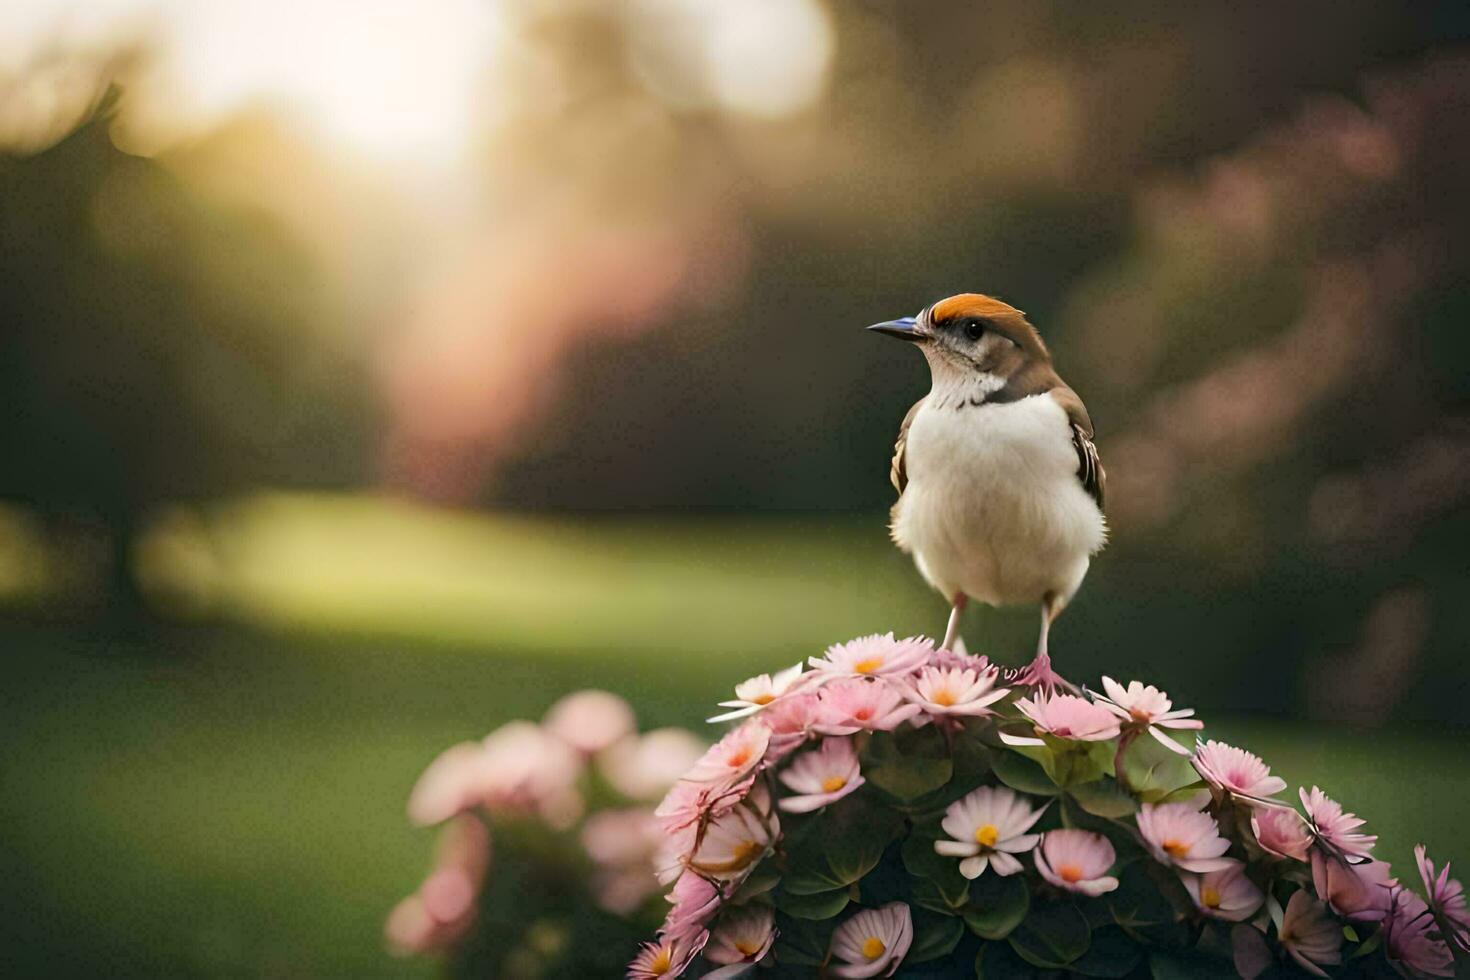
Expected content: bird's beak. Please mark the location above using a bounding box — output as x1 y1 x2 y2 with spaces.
866 316 928 343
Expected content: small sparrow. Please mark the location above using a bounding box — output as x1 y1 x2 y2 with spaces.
869 293 1106 691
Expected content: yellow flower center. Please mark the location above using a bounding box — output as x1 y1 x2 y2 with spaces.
751 693 775 705
853 657 882 674
649 947 673 974
702 839 761 873
1202 886 1222 909
931 689 956 707
861 936 886 959
1162 839 1190 859
735 939 762 956
1057 863 1085 883
729 840 760 865
975 824 999 847
822 775 848 793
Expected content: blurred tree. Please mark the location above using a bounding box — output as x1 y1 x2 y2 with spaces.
0 95 368 622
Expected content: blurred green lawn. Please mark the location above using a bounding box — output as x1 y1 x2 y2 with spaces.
3 494 1467 976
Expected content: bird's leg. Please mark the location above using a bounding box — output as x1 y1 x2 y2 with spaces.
1013 593 1078 694
941 593 967 651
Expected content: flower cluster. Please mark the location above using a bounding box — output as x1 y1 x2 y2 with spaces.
387 689 708 973
627 633 1467 979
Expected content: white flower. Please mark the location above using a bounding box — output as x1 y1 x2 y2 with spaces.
708 663 807 722
934 785 1046 879
1093 676 1202 756
778 737 865 813
829 902 913 978
682 797 780 882
901 666 1011 719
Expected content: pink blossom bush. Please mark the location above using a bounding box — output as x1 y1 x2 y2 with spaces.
387 690 711 975
390 638 1468 979
621 634 1467 978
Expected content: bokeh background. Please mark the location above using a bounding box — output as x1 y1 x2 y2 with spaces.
2 1 1469 975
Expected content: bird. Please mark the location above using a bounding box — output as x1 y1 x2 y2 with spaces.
868 293 1106 692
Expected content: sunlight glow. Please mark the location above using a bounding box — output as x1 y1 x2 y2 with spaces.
2 0 500 167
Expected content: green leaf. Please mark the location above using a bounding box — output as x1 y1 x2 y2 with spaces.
730 863 781 903
912 875 970 916
1007 900 1091 968
1148 948 1238 979
783 793 903 894
962 872 1030 940
773 884 850 920
901 832 971 906
992 750 1059 796
974 940 1041 979
864 727 953 802
1070 925 1145 977
1121 736 1199 804
772 913 837 966
1349 924 1385 959
907 909 966 963
1042 740 1108 788
1069 777 1139 818
1108 860 1181 931
1154 782 1209 805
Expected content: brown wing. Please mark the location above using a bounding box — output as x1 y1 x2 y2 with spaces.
890 397 925 495
1050 386 1105 511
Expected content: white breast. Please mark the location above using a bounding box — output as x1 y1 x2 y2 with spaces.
891 391 1106 609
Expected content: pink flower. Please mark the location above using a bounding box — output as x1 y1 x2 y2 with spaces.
482 721 585 827
902 666 1010 719
1384 890 1455 978
1310 853 1395 923
927 636 993 673
703 905 777 970
1416 844 1470 951
934 785 1045 879
812 679 922 735
708 663 807 723
676 795 779 883
778 737 865 813
600 728 708 801
1274 890 1342 978
1232 923 1273 979
1034 829 1120 896
809 633 933 680
1094 677 1202 756
409 722 585 828
660 872 723 945
543 690 636 755
1191 740 1287 802
760 693 822 760
679 723 771 786
581 807 665 915
829 902 913 978
654 771 756 836
627 935 702 979
407 741 491 827
1001 693 1121 745
1300 786 1376 858
1137 801 1234 873
1181 860 1264 921
1251 806 1312 862
384 815 491 956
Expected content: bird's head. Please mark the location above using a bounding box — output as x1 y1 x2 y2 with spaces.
868 293 1049 384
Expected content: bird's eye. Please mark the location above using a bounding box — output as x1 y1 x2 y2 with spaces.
964 319 986 341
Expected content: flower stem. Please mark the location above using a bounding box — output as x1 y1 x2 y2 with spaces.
1114 730 1140 794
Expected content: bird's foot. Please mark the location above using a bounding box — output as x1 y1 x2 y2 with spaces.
1006 653 1078 695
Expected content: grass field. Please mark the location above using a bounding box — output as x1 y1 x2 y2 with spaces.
3 495 1466 976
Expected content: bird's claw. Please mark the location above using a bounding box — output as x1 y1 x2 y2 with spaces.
1006 654 1078 695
